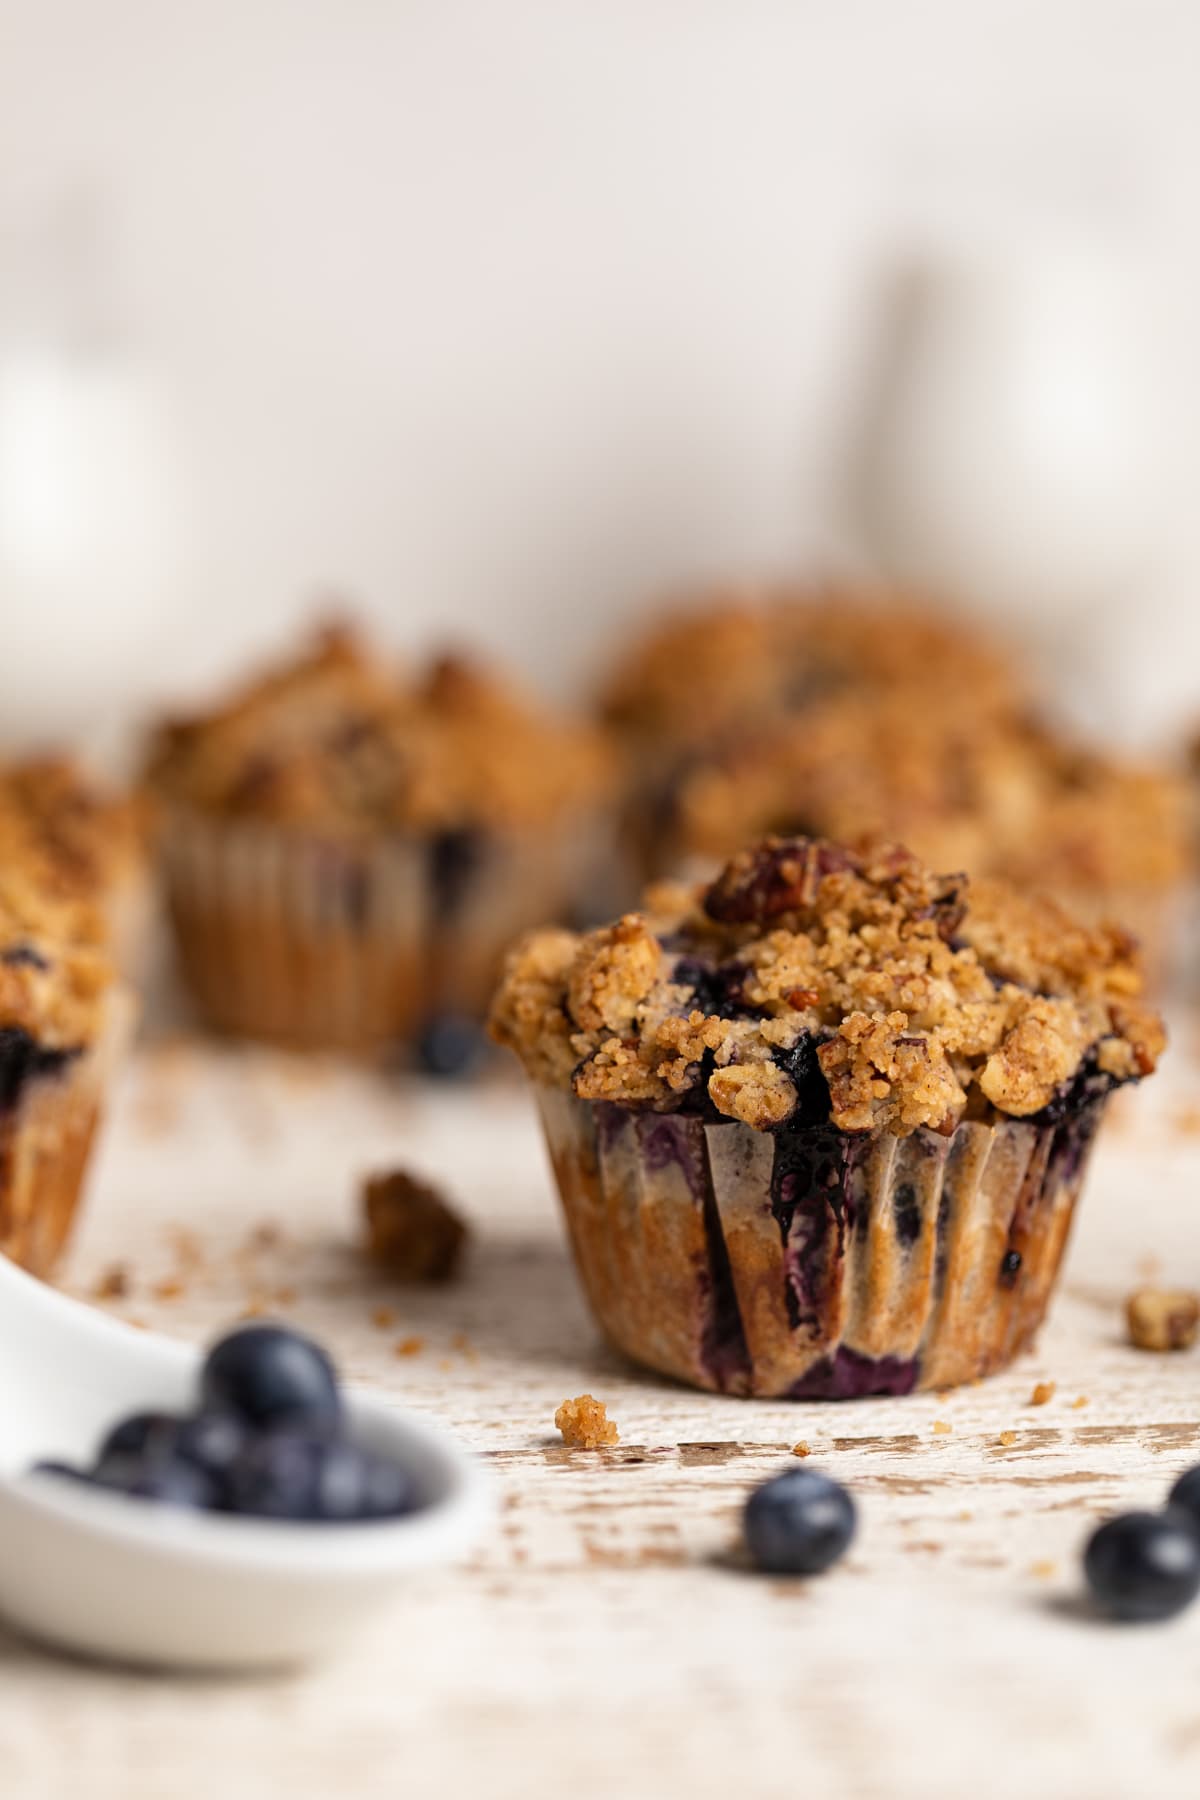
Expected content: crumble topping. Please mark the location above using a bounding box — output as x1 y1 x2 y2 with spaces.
490 835 1164 1136
667 696 1189 900
0 886 114 1051
1125 1288 1200 1353
600 585 1021 752
144 621 613 834
0 756 141 906
362 1168 469 1282
555 1394 619 1448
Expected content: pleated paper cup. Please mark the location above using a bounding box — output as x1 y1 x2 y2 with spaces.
157 808 604 1053
0 988 135 1279
536 1087 1106 1398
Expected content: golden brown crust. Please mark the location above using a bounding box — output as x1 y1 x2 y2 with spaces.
490 835 1164 1135
0 756 141 901
144 621 613 834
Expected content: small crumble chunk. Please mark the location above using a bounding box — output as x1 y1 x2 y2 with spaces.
555 1394 619 1449
792 1441 810 1458
932 1420 952 1435
1070 1395 1089 1410
997 1431 1018 1447
1126 1288 1200 1353
1030 1381 1056 1406
394 1336 424 1358
363 1169 469 1283
93 1264 130 1301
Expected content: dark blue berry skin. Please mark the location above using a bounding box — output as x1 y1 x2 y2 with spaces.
97 1411 179 1463
1168 1465 1200 1528
201 1325 341 1433
414 1014 483 1078
1084 1511 1200 1621
744 1468 857 1575
228 1432 416 1522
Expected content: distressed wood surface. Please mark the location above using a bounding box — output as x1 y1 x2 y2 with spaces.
4 1023 1200 1800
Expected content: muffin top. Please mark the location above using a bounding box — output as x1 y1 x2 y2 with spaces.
599 585 1022 755
0 756 141 910
490 836 1164 1136
144 623 613 835
669 699 1190 898
0 877 114 1051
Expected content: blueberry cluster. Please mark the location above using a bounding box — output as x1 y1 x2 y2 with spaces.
35 1323 420 1524
1084 1465 1200 1621
743 1467 857 1575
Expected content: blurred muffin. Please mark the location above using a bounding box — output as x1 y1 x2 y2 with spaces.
0 865 131 1277
601 586 1188 973
600 583 1023 870
664 698 1190 972
143 622 614 1055
0 756 148 975
491 835 1162 1397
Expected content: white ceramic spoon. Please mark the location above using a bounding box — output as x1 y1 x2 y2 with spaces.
0 1252 491 1670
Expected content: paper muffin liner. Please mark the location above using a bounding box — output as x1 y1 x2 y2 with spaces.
536 1086 1107 1397
0 987 135 1279
157 808 603 1053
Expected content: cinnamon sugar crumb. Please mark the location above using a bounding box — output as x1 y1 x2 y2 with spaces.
394 1335 424 1358
792 1441 810 1458
555 1394 619 1449
94 1264 130 1301
1070 1395 1089 1409
932 1420 952 1435
1125 1288 1200 1353
371 1304 399 1330
997 1431 1018 1447
363 1169 469 1283
1030 1381 1056 1406
1030 1560 1058 1580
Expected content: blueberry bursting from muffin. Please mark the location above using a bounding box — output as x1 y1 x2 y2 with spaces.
490 836 1163 1399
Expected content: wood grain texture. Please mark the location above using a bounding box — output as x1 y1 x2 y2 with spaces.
4 1028 1200 1800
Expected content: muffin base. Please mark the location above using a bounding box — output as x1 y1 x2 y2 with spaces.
536 1088 1105 1397
158 810 595 1053
0 992 132 1278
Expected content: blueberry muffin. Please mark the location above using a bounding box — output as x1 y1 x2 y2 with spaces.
491 836 1163 1397
143 622 614 1055
664 698 1190 975
0 868 130 1276
0 755 147 975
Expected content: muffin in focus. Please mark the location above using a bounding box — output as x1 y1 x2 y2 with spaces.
0 871 131 1277
491 835 1162 1398
143 622 613 1054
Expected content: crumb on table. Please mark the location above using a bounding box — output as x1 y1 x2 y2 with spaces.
555 1394 619 1449
93 1263 130 1301
792 1441 810 1458
363 1168 469 1283
1030 1381 1056 1406
1125 1287 1200 1353
932 1419 952 1435
393 1335 424 1358
997 1430 1017 1447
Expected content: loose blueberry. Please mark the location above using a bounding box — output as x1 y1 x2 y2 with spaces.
414 1013 484 1078
96 1410 179 1463
1084 1510 1200 1621
743 1468 857 1575
1168 1465 1200 1528
228 1432 415 1522
201 1324 341 1433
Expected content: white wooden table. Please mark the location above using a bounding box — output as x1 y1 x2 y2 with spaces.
4 1022 1200 1800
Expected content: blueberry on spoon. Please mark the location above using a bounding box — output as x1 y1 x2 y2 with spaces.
201 1324 341 1433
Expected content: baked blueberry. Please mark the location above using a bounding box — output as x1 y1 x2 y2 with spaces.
228 1432 415 1522
1167 1465 1200 1528
1084 1510 1200 1621
200 1324 341 1433
414 1013 484 1078
743 1467 857 1575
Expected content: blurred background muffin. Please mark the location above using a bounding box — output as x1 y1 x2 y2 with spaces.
143 620 614 1062
601 587 1190 978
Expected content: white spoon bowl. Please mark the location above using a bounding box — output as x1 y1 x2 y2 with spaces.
0 1253 491 1670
